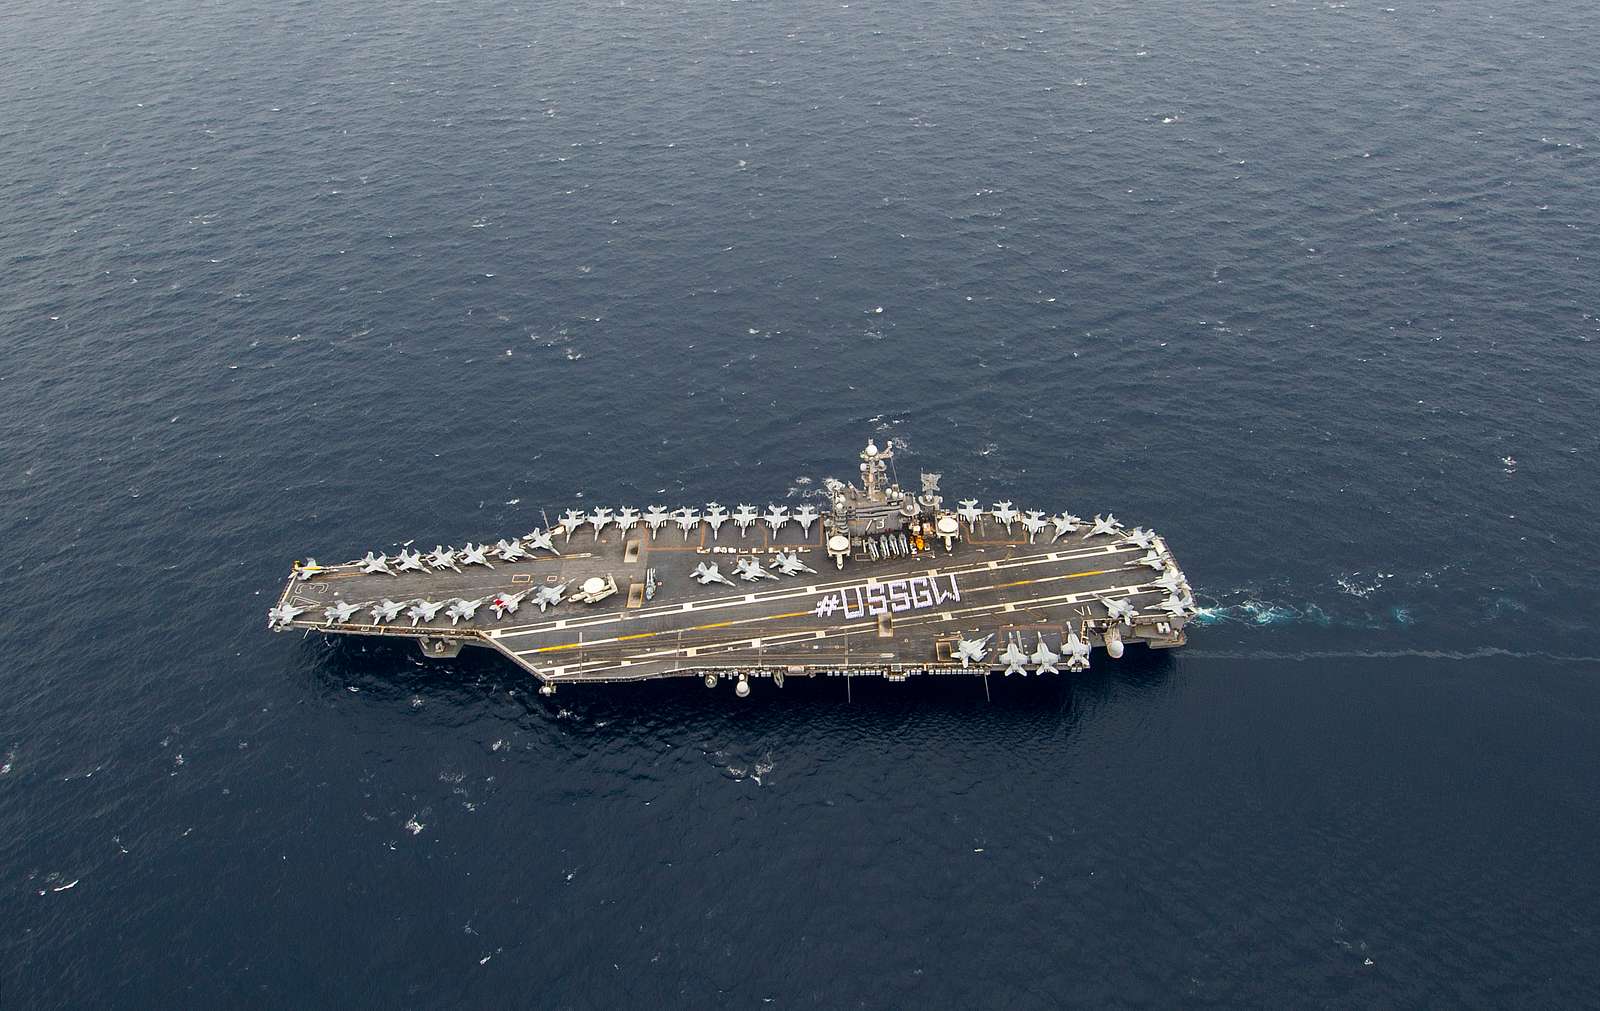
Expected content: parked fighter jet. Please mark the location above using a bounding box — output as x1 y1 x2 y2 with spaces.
692 561 736 587
1155 567 1187 595
732 504 759 536
991 501 1019 532
955 633 992 669
522 528 560 556
323 600 363 624
1050 513 1083 541
1125 527 1158 551
267 603 307 628
1019 511 1049 543
956 499 983 527
615 508 640 535
493 538 527 562
1104 597 1139 624
1137 550 1166 571
294 558 329 581
642 505 671 535
1064 629 1091 671
763 506 790 535
589 508 613 539
558 508 587 541
1031 634 1061 676
1157 592 1193 619
534 582 568 612
446 598 485 626
771 551 817 576
490 589 529 619
794 504 820 535
358 551 394 576
1083 513 1122 539
395 549 427 573
673 507 702 539
704 503 729 538
999 636 1030 675
407 600 445 626
427 546 462 571
458 543 494 568
370 599 406 624
734 557 778 581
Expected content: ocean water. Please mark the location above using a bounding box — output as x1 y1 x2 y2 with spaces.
3 0 1598 1005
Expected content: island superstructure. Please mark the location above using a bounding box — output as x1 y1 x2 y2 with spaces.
268 441 1196 696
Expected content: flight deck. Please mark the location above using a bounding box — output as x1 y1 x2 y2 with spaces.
268 441 1194 696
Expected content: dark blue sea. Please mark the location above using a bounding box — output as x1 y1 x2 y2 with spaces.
3 0 1598 1005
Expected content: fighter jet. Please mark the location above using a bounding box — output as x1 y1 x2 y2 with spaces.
770 551 816 576
394 549 427 573
370 599 406 624
267 602 307 628
1155 567 1187 595
763 505 790 536
673 507 702 539
358 552 394 576
615 508 640 535
1157 592 1193 619
1104 597 1139 624
407 599 446 626
642 505 671 535
1019 510 1049 543
691 561 736 587
704 503 729 538
1050 513 1083 541
589 508 614 539
999 636 1030 675
458 543 494 568
1124 527 1158 551
732 504 759 536
534 582 568 612
522 528 560 556
558 508 587 541
446 597 485 626
956 499 983 527
1083 513 1122 539
1137 550 1166 571
1031 634 1061 676
794 504 820 535
493 538 527 562
323 600 364 624
990 502 1019 532
294 558 329 581
734 557 778 581
427 545 461 571
489 589 529 619
955 633 992 669
1064 629 1091 671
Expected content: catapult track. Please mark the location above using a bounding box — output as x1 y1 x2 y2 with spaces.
270 442 1194 695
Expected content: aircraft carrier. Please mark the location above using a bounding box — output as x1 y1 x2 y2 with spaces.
268 441 1195 696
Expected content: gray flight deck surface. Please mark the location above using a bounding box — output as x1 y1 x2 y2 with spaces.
269 442 1194 694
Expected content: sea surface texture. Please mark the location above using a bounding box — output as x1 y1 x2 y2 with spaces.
3 0 1598 1005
